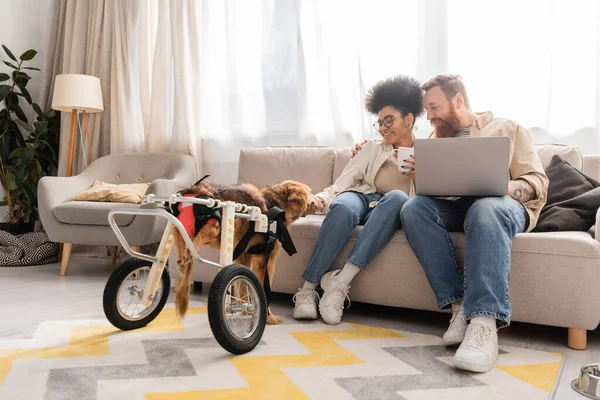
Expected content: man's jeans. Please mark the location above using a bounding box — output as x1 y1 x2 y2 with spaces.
302 190 408 284
400 196 528 328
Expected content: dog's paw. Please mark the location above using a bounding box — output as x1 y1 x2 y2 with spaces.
266 313 283 325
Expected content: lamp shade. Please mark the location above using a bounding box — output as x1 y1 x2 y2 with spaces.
51 74 104 113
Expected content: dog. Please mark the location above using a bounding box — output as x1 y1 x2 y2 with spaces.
172 179 321 325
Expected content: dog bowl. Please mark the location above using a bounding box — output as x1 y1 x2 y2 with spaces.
572 364 600 399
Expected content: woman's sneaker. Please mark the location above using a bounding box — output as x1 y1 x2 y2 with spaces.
443 302 467 346
293 288 320 320
319 271 350 325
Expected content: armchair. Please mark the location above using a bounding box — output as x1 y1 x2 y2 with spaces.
38 152 197 275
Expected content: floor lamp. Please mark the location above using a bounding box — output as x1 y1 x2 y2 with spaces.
51 74 104 177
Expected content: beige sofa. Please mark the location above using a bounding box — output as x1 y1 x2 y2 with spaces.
169 144 600 349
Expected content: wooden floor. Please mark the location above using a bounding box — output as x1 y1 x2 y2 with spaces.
0 248 598 399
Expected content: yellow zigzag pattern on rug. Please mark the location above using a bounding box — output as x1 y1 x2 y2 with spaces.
0 306 207 385
146 323 403 400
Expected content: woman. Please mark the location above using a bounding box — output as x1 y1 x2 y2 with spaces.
293 75 423 324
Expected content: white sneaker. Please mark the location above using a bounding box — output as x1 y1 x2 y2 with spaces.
319 271 350 325
452 323 499 373
293 288 320 320
443 302 467 346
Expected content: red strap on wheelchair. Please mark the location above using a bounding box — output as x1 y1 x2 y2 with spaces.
177 194 197 237
177 194 219 238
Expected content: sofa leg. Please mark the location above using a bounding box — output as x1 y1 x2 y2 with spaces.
60 243 73 276
568 328 587 350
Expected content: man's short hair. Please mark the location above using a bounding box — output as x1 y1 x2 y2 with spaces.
421 74 470 109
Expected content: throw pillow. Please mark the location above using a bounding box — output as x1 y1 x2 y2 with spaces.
73 180 150 204
534 155 600 232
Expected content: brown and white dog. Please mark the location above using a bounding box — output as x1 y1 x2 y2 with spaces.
173 179 321 324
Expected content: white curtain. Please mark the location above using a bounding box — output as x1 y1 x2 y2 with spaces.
44 0 600 178
447 0 600 153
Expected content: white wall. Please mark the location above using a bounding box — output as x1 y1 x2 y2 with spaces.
0 0 53 222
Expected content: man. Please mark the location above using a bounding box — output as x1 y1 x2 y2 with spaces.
403 74 548 373
353 74 548 373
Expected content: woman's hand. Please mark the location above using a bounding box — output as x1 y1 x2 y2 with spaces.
402 155 416 182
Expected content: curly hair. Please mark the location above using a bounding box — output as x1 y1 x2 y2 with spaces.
365 75 424 118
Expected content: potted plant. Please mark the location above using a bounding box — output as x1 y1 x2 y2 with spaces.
0 45 59 235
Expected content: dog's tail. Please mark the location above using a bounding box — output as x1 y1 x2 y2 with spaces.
175 254 193 317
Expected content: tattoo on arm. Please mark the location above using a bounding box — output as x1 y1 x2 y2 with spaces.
510 179 536 202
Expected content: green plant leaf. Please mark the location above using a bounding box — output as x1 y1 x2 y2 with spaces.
33 120 48 134
3 61 18 69
2 45 17 62
12 104 27 122
22 67 41 71
0 85 10 103
12 71 30 87
15 119 35 133
32 103 43 117
17 85 32 104
4 171 16 191
9 148 26 159
19 49 37 61
0 73 9 82
0 199 8 207
47 110 55 118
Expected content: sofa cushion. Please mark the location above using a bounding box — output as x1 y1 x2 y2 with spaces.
237 146 335 193
535 143 583 170
333 148 352 182
535 155 600 232
289 215 600 258
54 201 139 226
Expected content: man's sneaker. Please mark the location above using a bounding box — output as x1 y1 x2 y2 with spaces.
292 288 320 320
443 302 467 346
319 271 350 325
452 323 499 372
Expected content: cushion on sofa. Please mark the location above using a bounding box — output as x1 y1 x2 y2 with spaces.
333 148 352 182
534 155 600 232
237 146 336 193
73 180 150 203
289 214 600 258
535 143 582 170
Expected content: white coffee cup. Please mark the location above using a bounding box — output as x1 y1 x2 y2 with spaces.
394 147 414 172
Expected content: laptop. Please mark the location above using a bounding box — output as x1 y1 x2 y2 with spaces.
414 136 510 197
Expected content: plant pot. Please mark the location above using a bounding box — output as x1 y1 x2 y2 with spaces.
0 223 35 235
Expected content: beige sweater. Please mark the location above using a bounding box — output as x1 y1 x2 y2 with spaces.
469 112 549 232
315 140 415 210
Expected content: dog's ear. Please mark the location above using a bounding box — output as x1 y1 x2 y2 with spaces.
280 180 308 202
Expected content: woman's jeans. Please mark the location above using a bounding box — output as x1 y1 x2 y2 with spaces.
302 190 408 284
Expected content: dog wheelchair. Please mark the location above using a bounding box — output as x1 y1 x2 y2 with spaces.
102 193 272 355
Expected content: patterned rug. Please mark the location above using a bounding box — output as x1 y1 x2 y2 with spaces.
0 302 562 400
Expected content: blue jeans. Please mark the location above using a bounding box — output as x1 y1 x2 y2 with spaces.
302 190 409 284
400 196 528 328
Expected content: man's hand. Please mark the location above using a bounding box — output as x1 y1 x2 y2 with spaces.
508 179 536 202
351 139 368 158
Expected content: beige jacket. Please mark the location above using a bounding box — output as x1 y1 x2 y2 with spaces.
315 139 415 209
470 112 549 232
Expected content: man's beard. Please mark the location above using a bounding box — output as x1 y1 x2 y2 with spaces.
430 106 461 138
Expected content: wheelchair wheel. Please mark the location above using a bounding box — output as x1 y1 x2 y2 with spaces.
208 264 267 355
103 257 170 330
